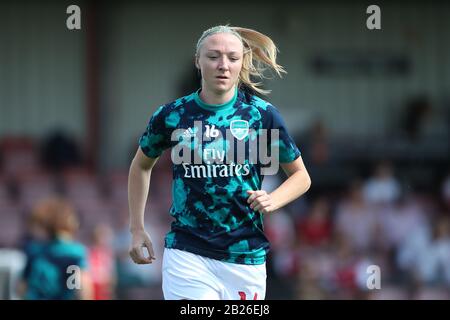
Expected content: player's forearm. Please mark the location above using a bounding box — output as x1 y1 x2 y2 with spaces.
128 160 152 233
269 170 311 211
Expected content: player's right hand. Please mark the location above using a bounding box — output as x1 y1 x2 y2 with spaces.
129 230 156 264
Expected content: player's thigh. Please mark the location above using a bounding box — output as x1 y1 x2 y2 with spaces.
162 248 221 300
216 261 267 300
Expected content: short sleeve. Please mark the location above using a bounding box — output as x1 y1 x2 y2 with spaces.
68 243 89 270
266 105 301 163
139 106 171 158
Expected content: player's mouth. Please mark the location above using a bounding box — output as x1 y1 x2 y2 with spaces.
216 75 229 80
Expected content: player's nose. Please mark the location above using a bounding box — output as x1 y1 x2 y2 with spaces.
218 56 229 71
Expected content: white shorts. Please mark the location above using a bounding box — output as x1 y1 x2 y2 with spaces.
162 248 266 300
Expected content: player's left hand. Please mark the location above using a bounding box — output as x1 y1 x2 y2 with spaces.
247 190 275 214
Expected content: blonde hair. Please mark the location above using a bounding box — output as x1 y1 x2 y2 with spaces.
195 25 286 95
32 197 79 238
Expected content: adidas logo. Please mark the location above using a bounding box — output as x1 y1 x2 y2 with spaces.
182 127 195 139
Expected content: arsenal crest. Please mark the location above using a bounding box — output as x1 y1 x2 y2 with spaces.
230 120 249 140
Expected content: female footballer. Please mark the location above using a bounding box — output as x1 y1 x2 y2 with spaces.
128 25 311 300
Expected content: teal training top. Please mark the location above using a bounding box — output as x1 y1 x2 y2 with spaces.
24 238 88 300
139 88 301 265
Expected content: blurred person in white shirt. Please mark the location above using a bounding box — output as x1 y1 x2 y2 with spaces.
363 161 401 206
397 213 450 286
335 179 378 253
378 192 428 251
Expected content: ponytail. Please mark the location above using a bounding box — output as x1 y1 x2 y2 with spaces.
231 27 286 95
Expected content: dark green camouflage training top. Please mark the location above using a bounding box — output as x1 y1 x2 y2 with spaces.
139 88 300 265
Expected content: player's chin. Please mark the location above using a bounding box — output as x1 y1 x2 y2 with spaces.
213 83 234 95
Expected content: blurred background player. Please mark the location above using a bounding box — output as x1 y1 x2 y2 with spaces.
19 197 93 300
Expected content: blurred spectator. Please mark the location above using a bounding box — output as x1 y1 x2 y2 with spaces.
331 238 359 298
335 180 378 253
305 119 331 166
265 209 298 278
363 161 401 206
40 130 82 172
295 254 329 299
397 213 450 287
20 197 93 300
378 193 427 251
296 119 333 195
401 95 432 142
88 224 116 300
296 196 332 248
265 209 296 252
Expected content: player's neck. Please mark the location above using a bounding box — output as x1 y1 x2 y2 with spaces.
56 231 74 241
200 86 236 105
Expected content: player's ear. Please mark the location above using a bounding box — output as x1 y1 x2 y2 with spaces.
195 56 202 79
194 54 200 70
